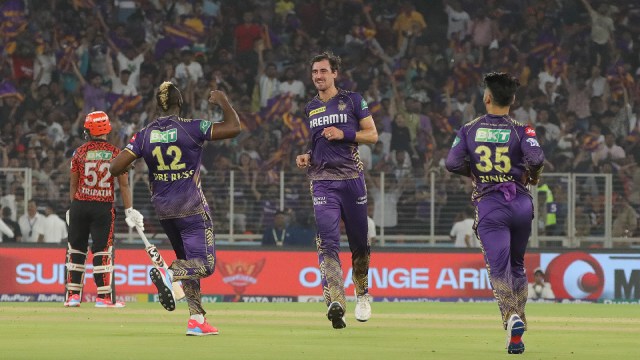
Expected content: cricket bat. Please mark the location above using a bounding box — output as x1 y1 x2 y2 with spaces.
135 226 186 300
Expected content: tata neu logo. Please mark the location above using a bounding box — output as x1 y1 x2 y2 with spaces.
218 259 265 300
545 252 605 300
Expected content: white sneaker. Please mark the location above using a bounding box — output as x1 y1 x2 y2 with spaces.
355 293 372 322
505 314 525 354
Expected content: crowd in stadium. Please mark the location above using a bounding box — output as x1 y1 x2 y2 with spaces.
0 0 639 244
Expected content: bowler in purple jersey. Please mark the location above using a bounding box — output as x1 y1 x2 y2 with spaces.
446 72 544 354
110 81 242 335
296 52 378 329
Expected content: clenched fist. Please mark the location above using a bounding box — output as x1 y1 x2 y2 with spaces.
208 90 230 106
296 154 310 168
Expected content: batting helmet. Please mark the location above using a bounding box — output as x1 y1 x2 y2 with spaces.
84 111 112 136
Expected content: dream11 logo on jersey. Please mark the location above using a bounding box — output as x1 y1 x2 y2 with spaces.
217 259 266 301
544 252 605 300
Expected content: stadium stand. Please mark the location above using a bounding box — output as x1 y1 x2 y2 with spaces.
0 0 638 248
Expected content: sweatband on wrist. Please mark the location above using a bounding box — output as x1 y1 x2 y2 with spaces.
342 130 356 142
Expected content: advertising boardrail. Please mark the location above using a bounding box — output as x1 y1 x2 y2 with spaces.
1 248 639 301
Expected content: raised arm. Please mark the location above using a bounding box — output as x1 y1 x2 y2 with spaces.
580 0 594 14
209 90 242 140
71 60 87 87
105 48 116 79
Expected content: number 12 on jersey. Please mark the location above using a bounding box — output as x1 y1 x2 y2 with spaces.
151 145 186 171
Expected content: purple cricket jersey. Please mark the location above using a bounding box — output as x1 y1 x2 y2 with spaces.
125 115 213 219
305 89 371 180
445 114 545 203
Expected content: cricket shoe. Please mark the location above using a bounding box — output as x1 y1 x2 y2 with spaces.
327 301 346 329
150 267 176 311
186 318 219 336
64 294 81 307
95 297 126 308
355 292 372 322
506 314 525 354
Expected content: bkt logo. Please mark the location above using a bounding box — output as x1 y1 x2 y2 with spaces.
542 252 640 300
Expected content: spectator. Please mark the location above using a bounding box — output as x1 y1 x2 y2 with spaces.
469 9 498 49
513 97 537 126
586 66 609 100
175 49 204 89
1 0 639 249
527 268 555 300
261 210 292 246
0 207 17 242
392 2 426 50
580 0 615 69
37 202 67 244
234 11 263 68
33 43 56 86
70 61 107 114
612 196 638 239
536 109 560 142
0 180 17 222
105 49 137 96
443 0 470 41
18 199 45 243
367 172 409 235
592 133 626 166
449 209 478 248
278 67 305 100
286 211 316 248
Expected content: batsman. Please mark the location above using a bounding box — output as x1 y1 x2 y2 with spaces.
65 111 144 308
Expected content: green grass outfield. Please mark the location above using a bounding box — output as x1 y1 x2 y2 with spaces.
1 301 639 360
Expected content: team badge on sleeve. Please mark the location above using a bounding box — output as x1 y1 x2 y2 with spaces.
200 120 212 135
361 99 368 110
525 127 536 137
451 136 460 148
526 138 540 147
129 133 137 143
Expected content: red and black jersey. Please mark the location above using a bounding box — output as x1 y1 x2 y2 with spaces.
71 140 121 203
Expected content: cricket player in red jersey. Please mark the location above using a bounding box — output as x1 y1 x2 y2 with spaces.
64 111 144 308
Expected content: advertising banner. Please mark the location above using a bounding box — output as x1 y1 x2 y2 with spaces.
1 248 638 301
539 252 640 301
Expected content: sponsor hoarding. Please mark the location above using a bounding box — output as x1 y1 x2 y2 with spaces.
1 248 638 301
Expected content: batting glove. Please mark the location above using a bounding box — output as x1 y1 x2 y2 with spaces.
125 208 144 231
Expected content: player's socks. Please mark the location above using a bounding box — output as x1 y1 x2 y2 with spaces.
186 315 219 336
327 301 346 329
191 314 205 323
